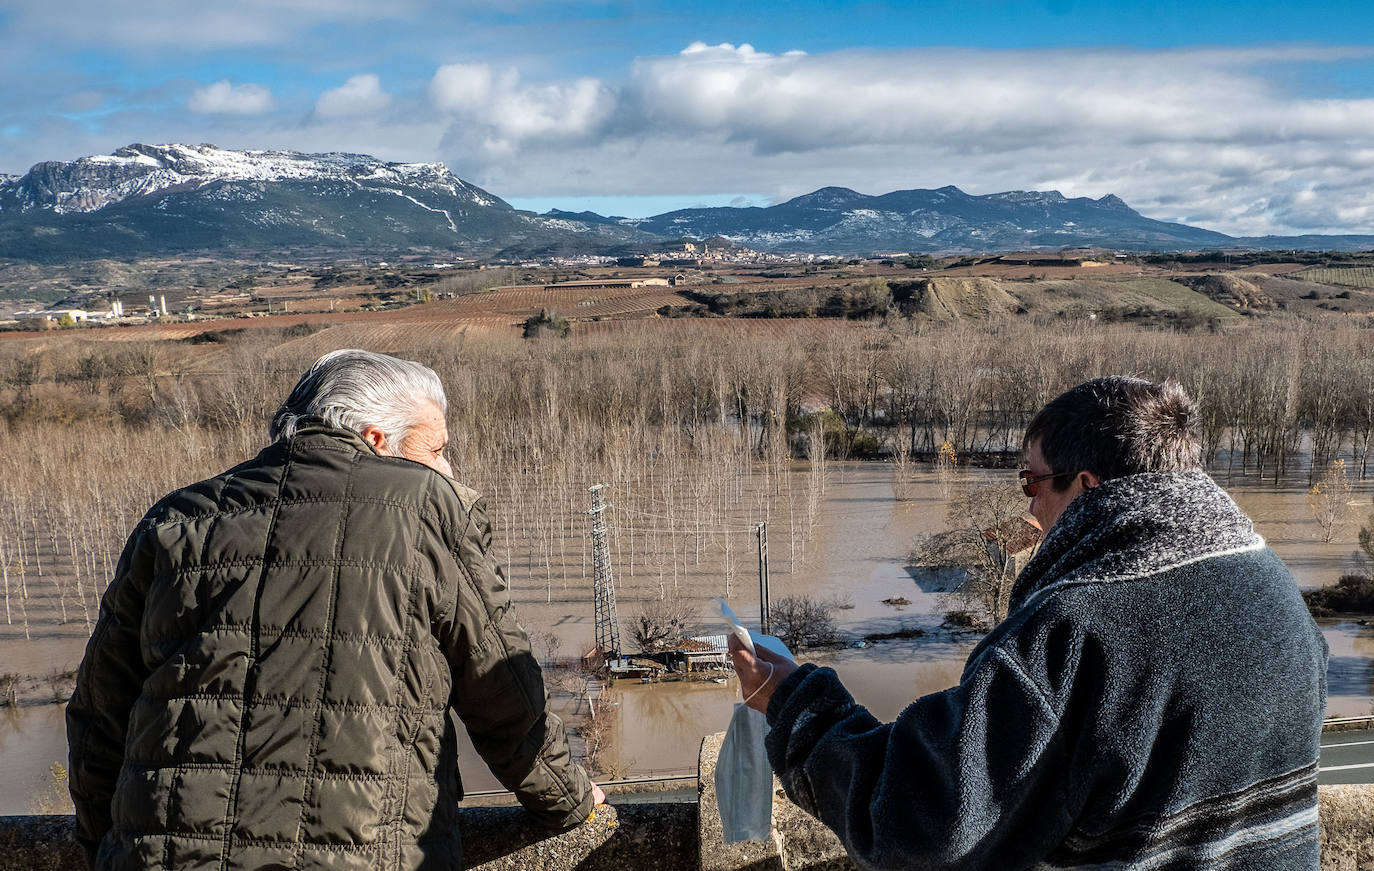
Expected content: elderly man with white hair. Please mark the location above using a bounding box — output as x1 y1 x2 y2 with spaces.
68 349 601 871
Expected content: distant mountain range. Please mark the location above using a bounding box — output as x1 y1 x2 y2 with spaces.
0 143 653 262
1 144 1371 261
622 186 1235 253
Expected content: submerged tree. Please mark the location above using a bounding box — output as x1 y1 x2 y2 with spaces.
912 478 1035 624
629 594 699 653
1308 458 1354 544
769 595 840 651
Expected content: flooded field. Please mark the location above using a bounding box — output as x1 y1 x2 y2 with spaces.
2 462 1371 814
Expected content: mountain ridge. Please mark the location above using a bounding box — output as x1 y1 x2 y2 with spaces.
2 143 1371 261
622 184 1235 253
0 143 656 262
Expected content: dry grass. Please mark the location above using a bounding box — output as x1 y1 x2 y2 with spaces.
2 316 1373 658
1319 785 1374 870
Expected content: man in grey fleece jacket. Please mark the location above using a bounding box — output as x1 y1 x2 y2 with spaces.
731 377 1328 870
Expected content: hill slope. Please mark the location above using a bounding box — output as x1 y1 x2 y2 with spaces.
625 186 1234 254
0 143 652 262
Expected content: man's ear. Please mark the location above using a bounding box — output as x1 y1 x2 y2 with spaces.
1079 470 1102 490
360 425 388 454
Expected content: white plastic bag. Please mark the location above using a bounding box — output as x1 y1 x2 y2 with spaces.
714 598 795 843
716 701 773 842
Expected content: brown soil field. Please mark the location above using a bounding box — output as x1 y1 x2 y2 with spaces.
430 285 692 319
1234 263 1311 276
0 283 703 348
571 316 870 341
932 262 1145 279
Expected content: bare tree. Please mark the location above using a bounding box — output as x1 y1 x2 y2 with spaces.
525 625 564 667
935 439 958 500
892 443 917 502
576 689 633 779
770 595 840 651
29 762 74 815
628 595 700 653
1309 458 1354 544
913 478 1034 624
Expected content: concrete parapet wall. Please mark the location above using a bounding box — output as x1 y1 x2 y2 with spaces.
2 734 1369 870
0 804 698 871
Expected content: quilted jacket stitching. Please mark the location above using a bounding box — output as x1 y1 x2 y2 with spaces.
388 475 432 870
122 762 397 780
133 694 441 714
171 556 431 576
121 830 416 853
147 494 443 531
217 447 294 871
290 449 356 864
146 626 412 648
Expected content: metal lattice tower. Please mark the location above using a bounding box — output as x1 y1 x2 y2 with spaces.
588 484 622 660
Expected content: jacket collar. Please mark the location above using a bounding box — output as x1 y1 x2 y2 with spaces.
284 419 383 458
1008 470 1264 615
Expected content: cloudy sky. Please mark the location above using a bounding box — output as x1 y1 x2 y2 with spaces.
3 0 1374 235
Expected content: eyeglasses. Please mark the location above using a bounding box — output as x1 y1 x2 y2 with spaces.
1018 469 1072 498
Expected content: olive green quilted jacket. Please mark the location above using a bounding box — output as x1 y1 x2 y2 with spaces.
67 425 592 869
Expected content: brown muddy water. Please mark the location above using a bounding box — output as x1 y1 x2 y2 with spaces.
2 464 1370 813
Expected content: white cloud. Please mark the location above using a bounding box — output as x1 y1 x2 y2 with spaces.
624 44 1374 153
188 80 274 115
430 63 614 154
431 43 1374 235
10 37 1374 236
314 74 392 119
430 63 494 112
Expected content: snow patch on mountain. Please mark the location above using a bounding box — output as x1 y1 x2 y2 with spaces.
0 143 498 215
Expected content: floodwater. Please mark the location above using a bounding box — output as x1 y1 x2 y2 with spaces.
2 463 1371 813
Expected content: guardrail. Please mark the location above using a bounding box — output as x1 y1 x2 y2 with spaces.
1322 715 1374 733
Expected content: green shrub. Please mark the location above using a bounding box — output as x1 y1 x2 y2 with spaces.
1302 574 1374 617
523 308 571 338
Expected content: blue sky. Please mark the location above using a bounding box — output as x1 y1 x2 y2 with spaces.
3 0 1374 234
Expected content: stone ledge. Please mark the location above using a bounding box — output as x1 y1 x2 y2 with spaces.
0 804 698 871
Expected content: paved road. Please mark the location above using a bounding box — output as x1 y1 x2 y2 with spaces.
1318 728 1374 785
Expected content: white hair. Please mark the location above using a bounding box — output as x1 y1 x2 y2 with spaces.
270 349 447 451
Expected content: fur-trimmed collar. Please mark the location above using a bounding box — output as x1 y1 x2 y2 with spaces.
1009 470 1264 615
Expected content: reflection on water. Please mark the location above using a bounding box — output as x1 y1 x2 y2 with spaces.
809 644 975 723
1223 475 1372 590
616 681 739 775
0 704 70 815
1324 621 1374 717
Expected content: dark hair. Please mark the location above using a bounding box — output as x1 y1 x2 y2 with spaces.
1023 377 1201 490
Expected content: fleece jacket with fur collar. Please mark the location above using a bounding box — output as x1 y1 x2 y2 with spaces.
765 470 1328 870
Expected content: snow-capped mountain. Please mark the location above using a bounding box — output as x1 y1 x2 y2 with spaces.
1 143 504 216
0 143 652 260
622 185 1235 253
4 144 1369 261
